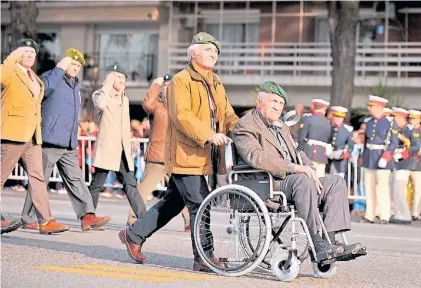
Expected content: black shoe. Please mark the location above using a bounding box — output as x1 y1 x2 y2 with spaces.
389 219 411 225
332 241 363 254
1 220 22 235
312 239 344 262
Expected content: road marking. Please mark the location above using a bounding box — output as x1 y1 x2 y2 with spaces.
354 234 421 242
35 266 174 283
35 264 216 283
73 264 216 280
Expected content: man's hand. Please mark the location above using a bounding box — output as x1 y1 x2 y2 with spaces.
103 72 116 87
152 77 164 86
56 56 73 71
9 47 26 62
294 165 323 194
207 133 229 146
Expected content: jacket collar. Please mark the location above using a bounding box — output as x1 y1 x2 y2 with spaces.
186 63 221 88
12 64 42 101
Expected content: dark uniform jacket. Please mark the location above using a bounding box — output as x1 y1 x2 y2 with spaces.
328 124 354 173
298 113 331 164
362 116 398 170
395 124 421 171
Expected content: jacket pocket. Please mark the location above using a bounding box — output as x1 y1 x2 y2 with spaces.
8 107 25 117
175 135 208 168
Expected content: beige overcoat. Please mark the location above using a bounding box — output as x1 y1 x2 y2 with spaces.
92 86 134 172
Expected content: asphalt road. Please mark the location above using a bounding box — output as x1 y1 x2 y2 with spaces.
1 189 421 288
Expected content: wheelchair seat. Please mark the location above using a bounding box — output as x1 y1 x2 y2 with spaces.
229 142 271 201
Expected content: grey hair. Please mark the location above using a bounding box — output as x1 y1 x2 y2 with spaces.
257 91 270 100
187 44 200 61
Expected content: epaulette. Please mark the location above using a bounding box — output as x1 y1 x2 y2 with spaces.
344 124 354 132
363 116 372 123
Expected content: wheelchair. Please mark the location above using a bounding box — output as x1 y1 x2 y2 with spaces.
193 144 351 282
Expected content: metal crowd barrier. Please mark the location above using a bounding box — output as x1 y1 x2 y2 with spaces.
6 136 366 201
7 136 167 191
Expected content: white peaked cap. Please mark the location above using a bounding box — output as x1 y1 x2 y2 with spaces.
409 109 421 116
312 99 330 106
392 107 409 114
368 95 388 104
384 107 393 113
331 106 348 113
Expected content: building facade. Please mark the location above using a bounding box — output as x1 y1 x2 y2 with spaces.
2 0 421 112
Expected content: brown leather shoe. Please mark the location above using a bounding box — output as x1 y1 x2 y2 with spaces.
118 228 146 263
193 257 226 272
22 223 40 230
1 219 21 235
81 213 111 231
39 219 69 234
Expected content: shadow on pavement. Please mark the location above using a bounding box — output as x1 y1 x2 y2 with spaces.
1 235 193 270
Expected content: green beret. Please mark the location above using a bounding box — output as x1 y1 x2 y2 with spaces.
107 63 128 77
66 48 85 65
259 81 288 104
191 32 221 54
17 38 39 54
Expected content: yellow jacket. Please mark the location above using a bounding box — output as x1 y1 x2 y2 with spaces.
1 54 44 144
165 64 238 175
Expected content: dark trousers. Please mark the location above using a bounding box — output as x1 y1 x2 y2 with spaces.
21 147 95 222
89 153 146 217
127 174 214 262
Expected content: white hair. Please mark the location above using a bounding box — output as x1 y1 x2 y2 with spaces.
187 44 200 61
257 91 270 100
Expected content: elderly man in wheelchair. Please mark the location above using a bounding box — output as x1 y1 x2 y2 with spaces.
193 81 366 281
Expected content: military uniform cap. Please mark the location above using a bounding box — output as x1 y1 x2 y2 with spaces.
191 32 221 54
107 63 128 77
259 81 288 104
392 107 409 117
331 106 348 118
312 99 330 107
368 95 388 106
384 107 393 115
163 74 173 82
409 109 421 119
66 48 85 65
17 38 39 54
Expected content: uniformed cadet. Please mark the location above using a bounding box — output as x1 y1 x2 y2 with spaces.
298 99 331 177
327 106 354 178
361 95 399 224
408 109 421 220
390 107 421 224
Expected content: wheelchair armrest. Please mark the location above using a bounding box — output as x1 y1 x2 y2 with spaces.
232 164 255 171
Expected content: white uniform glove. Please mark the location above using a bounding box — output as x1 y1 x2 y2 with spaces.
378 158 388 168
325 144 333 158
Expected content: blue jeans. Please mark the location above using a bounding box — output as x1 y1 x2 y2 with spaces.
353 182 366 212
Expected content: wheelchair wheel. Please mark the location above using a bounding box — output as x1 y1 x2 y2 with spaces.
270 249 300 282
194 184 272 277
312 261 338 279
